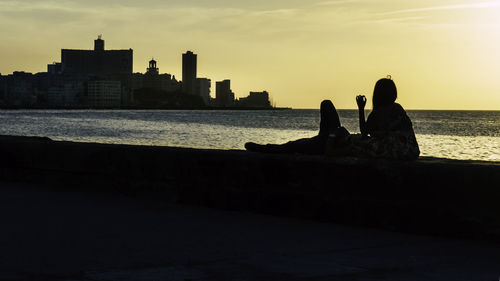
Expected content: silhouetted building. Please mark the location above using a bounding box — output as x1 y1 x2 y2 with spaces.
47 63 62 75
216 79 235 107
131 73 144 92
58 36 133 105
39 72 90 108
195 78 211 105
238 91 271 108
87 80 121 108
33 72 51 91
94 36 105 51
47 79 85 107
132 59 181 103
182 51 197 95
61 36 132 76
143 59 161 89
2 72 36 106
0 75 5 101
147 59 159 75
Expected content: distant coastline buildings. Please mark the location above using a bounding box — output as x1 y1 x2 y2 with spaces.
0 36 273 109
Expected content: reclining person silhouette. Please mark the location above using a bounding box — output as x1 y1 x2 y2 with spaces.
245 77 420 160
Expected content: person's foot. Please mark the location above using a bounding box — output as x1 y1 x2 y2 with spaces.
245 142 287 154
245 142 264 152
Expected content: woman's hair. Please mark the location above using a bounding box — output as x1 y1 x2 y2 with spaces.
372 77 397 109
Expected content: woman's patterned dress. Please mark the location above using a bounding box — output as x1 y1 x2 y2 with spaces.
344 103 420 160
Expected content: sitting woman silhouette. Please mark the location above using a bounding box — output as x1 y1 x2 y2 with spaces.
245 77 420 160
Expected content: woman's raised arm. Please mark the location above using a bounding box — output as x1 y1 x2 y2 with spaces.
356 95 368 137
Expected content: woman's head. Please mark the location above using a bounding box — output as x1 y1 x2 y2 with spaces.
372 77 397 109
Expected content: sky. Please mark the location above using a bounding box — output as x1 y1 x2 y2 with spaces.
0 0 499 109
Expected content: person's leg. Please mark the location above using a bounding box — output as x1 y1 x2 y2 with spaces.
245 100 341 154
318 100 341 137
245 136 324 154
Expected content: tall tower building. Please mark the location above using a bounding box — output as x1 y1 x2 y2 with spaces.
182 51 197 95
94 35 104 51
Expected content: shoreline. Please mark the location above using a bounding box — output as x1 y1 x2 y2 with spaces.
0 105 293 110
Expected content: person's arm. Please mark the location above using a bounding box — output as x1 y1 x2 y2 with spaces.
356 95 368 137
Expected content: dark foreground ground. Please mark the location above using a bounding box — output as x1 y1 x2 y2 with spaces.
1 136 500 280
1 181 500 281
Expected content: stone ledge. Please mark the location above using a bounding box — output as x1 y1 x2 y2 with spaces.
1 135 499 240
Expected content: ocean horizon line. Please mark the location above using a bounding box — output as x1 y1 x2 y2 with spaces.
1 107 499 112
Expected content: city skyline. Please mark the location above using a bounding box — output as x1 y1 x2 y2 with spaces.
1 0 500 109
0 37 272 109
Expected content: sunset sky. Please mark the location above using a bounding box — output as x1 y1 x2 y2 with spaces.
1 0 499 109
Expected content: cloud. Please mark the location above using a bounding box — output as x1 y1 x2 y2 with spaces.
0 7 88 24
362 16 426 24
314 0 360 6
379 1 500 15
0 0 95 24
0 0 350 33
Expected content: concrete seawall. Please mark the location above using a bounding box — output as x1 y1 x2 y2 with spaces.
1 135 499 240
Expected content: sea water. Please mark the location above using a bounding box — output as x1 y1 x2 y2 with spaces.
0 109 498 162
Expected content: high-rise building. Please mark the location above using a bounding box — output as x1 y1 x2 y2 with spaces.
61 36 133 76
216 79 234 107
195 78 211 105
58 36 133 106
182 51 197 95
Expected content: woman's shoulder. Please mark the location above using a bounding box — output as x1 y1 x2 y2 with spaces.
393 103 407 112
393 102 403 109
378 103 409 119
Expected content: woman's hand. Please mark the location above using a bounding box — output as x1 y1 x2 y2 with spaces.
356 95 367 110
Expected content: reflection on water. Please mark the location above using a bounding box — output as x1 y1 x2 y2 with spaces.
0 109 498 161
416 135 499 161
